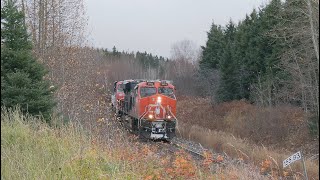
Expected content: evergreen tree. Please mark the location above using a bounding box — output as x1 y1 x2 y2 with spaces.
217 21 239 101
199 1 285 103
253 0 284 105
200 22 224 69
1 0 55 121
112 46 120 57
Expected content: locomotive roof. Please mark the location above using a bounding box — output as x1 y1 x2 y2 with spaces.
121 79 173 84
138 80 175 88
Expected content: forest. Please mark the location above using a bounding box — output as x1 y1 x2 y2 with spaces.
1 0 319 179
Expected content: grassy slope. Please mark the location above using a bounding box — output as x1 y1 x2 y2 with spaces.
4 107 317 180
1 108 162 179
176 97 319 179
0 108 210 179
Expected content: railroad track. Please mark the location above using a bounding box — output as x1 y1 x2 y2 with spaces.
109 110 214 161
105 95 211 162
105 106 280 179
170 137 208 158
114 120 207 157
138 135 211 161
106 100 205 157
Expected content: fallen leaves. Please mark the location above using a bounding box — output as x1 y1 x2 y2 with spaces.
260 159 272 175
216 155 224 163
168 150 196 178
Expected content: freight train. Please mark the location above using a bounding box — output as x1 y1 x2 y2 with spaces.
111 79 176 140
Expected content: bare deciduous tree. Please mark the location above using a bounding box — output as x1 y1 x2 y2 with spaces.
170 39 201 77
12 0 88 122
170 39 201 63
168 39 221 98
21 0 87 54
269 0 319 130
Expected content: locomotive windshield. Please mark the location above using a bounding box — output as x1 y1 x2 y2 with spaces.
140 87 157 98
117 84 124 92
117 88 124 93
158 87 175 99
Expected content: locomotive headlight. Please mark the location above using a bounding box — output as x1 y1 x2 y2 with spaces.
148 114 154 119
167 115 172 119
157 96 162 103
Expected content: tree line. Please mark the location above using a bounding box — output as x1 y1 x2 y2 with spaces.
100 46 168 69
199 0 319 124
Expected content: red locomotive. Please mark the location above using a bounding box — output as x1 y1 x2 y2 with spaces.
112 79 177 140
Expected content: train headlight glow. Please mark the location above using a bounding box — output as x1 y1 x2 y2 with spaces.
157 96 162 103
167 115 172 119
148 114 154 119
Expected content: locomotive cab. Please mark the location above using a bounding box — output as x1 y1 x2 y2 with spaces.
136 80 176 140
116 79 177 140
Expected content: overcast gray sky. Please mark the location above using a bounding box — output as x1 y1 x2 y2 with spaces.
84 0 269 58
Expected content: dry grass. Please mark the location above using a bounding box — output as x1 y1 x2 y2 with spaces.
176 97 319 179
2 107 288 180
1 108 156 179
177 96 316 151
0 108 218 179
177 123 319 179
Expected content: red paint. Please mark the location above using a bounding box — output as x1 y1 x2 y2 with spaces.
131 81 176 121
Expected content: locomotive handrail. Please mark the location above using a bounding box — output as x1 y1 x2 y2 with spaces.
138 103 167 127
155 103 166 119
138 104 158 127
166 105 180 135
165 105 177 120
138 105 152 127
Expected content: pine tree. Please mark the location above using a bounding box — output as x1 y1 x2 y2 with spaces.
217 20 239 101
112 46 120 57
1 0 56 121
200 22 224 69
254 0 284 106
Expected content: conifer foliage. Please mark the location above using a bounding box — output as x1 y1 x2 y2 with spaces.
1 0 55 121
200 0 286 104
199 0 319 132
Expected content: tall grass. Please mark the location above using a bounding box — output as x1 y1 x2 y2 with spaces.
1 107 100 179
177 123 319 179
1 107 162 179
176 97 319 179
2 107 277 179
